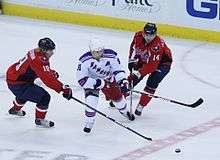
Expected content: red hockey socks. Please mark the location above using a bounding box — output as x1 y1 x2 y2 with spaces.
35 107 47 119
138 86 156 107
13 99 25 111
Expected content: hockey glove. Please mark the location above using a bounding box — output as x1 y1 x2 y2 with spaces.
118 79 130 94
128 59 138 72
62 85 72 100
127 71 143 87
94 79 105 90
160 53 172 64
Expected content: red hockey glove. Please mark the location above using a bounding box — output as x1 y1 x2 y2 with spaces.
128 59 138 72
62 85 72 100
127 71 143 87
128 71 141 82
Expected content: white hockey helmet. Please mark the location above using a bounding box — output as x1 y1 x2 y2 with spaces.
89 38 104 60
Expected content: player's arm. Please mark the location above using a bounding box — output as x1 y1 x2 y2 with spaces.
30 56 63 93
160 43 173 65
111 55 130 93
111 57 126 83
129 37 135 59
128 33 143 72
76 61 104 90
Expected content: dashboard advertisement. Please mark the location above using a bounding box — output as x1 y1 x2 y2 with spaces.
3 0 220 32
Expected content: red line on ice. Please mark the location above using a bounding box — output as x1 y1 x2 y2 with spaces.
113 117 220 160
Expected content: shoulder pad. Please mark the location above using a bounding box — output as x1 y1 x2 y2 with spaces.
28 49 36 60
102 49 117 58
156 36 165 46
34 51 49 65
135 31 143 37
79 51 93 63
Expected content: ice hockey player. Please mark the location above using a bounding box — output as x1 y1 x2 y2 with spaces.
6 37 72 127
76 38 135 133
128 23 172 116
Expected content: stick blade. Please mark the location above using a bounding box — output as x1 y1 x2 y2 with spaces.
188 98 204 108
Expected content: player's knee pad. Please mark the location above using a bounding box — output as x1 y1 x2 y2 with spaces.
37 91 51 107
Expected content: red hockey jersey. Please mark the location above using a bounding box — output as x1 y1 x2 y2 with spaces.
129 31 172 77
6 49 63 93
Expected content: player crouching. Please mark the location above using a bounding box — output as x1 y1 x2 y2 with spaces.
76 38 135 133
6 38 72 128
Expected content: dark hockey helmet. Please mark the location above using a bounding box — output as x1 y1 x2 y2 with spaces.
38 37 56 52
144 23 157 35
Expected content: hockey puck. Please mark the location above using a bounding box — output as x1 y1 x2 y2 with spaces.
175 148 181 153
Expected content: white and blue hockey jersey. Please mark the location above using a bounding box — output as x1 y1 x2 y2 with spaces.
76 49 126 89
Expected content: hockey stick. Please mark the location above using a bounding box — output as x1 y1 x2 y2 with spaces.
132 90 203 108
130 81 133 113
70 96 152 141
129 69 133 114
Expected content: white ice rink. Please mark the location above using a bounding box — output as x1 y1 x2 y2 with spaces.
0 15 220 160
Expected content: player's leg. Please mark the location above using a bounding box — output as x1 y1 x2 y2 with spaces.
34 90 53 128
7 84 27 116
9 83 53 127
8 97 26 116
102 82 135 120
83 89 99 133
26 85 53 127
135 64 171 116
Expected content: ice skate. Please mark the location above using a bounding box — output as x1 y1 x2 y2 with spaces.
119 109 135 121
8 107 26 116
83 119 95 133
135 105 144 116
35 118 54 128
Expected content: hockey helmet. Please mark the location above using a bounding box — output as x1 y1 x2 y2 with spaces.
143 23 157 43
38 37 56 52
89 38 104 60
144 23 157 35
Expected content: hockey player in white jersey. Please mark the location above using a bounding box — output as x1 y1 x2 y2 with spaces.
76 38 135 133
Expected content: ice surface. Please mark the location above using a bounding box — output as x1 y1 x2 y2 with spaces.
0 15 220 160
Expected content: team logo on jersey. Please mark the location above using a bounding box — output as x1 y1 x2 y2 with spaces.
152 45 160 52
